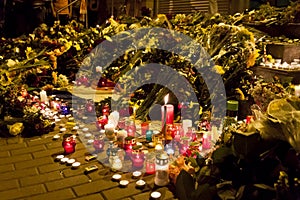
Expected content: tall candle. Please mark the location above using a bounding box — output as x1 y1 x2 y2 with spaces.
161 94 174 126
295 85 300 97
40 90 48 103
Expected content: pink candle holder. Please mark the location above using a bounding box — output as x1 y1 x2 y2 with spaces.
93 135 105 152
118 118 126 129
62 135 76 154
202 132 211 149
173 123 184 142
125 119 136 137
131 149 144 169
179 137 190 155
85 99 94 113
145 153 156 174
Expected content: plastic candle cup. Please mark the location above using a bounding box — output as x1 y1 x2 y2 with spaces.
136 180 146 189
60 157 69 164
67 158 76 165
72 162 81 169
150 191 161 200
55 155 64 162
112 173 122 181
119 180 129 187
132 171 142 179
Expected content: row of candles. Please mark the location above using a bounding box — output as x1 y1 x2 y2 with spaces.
261 58 300 70
52 92 217 188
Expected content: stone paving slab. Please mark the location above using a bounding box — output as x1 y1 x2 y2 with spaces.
0 117 178 200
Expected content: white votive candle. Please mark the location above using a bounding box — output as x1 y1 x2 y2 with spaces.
151 191 161 199
112 174 122 181
295 85 300 97
132 171 142 178
72 162 81 169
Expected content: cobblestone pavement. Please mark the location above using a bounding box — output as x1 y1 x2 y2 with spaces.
0 119 178 200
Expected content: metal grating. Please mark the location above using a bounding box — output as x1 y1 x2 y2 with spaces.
158 0 229 15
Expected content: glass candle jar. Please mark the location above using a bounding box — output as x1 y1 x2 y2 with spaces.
202 131 211 149
102 103 110 116
146 130 153 142
173 123 184 142
93 135 105 152
60 101 70 115
164 142 175 156
118 117 127 129
62 135 76 154
104 123 115 141
226 100 239 121
109 150 123 171
145 153 156 175
125 119 136 137
85 99 95 113
154 153 169 186
124 136 136 157
131 149 145 169
179 137 190 155
96 115 108 130
141 121 149 136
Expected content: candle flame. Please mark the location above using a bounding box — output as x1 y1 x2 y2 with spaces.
164 94 169 105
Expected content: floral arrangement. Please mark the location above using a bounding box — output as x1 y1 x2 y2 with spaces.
170 117 300 200
249 77 289 111
243 2 300 25
0 12 260 136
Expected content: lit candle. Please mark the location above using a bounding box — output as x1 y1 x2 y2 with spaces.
62 136 76 154
40 90 48 103
93 135 105 152
161 94 174 126
202 131 211 149
145 153 156 174
131 150 144 169
102 103 110 116
295 85 300 97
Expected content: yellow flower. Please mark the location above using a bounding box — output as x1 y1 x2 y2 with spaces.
7 123 24 136
52 71 58 85
213 65 225 75
247 49 259 68
0 71 12 86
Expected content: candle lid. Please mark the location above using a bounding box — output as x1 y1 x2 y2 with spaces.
227 100 239 111
156 153 169 165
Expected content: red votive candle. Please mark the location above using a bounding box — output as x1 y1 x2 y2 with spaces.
62 136 76 154
93 135 105 152
141 121 149 135
131 150 144 169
